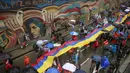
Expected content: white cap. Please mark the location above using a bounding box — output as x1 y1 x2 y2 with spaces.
62 62 76 72
125 9 130 12
36 40 48 45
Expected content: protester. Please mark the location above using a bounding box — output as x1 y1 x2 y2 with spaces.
21 67 38 73
24 56 31 68
7 66 21 73
91 55 101 72
5 58 13 71
46 67 60 73
62 62 77 73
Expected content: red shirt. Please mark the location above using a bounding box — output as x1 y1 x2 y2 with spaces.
114 32 120 38
93 40 99 48
5 63 12 70
72 36 78 41
24 56 30 66
112 39 117 44
103 40 109 46
122 40 126 46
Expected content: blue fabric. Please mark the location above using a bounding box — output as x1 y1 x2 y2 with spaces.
45 43 54 49
110 45 117 53
46 68 60 73
101 56 110 69
70 31 79 35
91 55 101 63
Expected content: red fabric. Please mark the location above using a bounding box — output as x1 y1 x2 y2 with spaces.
114 32 120 38
72 36 78 41
112 39 117 44
68 48 75 54
52 36 57 41
103 40 109 46
126 21 130 25
59 7 81 14
122 40 126 46
21 41 27 46
57 64 62 72
5 63 12 70
93 40 99 48
128 34 130 39
24 56 30 66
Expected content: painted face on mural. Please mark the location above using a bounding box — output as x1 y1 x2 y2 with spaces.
29 23 41 38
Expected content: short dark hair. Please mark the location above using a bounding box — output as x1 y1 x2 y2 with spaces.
21 67 38 73
7 66 21 73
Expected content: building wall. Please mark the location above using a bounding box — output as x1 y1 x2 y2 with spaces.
0 0 125 49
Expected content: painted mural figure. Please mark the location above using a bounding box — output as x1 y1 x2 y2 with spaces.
25 18 46 39
20 34 28 49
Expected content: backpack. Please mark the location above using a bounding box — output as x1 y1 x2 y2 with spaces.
101 56 110 69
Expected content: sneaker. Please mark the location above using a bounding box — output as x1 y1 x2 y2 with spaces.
21 46 23 48
26 43 28 46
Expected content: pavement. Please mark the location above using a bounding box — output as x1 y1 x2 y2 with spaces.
118 53 130 73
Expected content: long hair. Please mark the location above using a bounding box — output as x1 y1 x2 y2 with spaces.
25 18 46 39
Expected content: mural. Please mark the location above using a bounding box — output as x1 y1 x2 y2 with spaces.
0 0 125 49
24 18 46 39
0 20 17 50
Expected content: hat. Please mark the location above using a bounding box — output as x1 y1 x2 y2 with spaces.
62 62 76 72
70 31 79 36
46 67 60 73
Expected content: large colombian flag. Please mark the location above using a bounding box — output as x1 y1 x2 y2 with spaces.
31 13 130 73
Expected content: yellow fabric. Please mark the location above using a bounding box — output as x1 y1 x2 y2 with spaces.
37 13 129 73
117 12 130 24
37 56 54 73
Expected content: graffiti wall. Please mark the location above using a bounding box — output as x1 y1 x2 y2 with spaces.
0 0 125 49
0 20 17 50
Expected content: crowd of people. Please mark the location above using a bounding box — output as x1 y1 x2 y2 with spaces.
0 1 130 73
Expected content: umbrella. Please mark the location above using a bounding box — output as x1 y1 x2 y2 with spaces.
69 31 79 36
46 67 60 73
45 43 54 49
62 62 76 72
74 70 86 73
91 55 101 62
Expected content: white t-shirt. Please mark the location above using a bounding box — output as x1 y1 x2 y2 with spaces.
36 40 48 49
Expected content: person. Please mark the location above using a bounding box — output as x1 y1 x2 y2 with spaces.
35 40 48 54
46 67 60 73
7 66 21 73
62 62 77 73
20 34 28 49
92 40 99 52
91 55 101 72
21 67 38 73
24 56 31 68
5 58 13 71
103 40 109 46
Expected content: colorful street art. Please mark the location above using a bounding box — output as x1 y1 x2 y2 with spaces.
0 20 17 50
0 0 125 49
24 17 46 39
